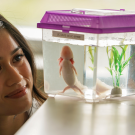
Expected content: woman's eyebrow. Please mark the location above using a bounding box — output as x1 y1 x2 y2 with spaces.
10 46 22 55
0 47 22 60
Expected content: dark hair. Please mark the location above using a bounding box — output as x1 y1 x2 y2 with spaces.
0 14 48 104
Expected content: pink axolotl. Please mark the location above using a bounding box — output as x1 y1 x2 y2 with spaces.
58 46 85 96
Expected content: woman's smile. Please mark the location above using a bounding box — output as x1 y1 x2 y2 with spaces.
5 85 27 99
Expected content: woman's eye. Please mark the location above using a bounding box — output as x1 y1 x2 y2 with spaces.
13 54 24 63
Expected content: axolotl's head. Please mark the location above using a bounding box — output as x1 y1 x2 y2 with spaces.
58 46 74 65
61 46 73 59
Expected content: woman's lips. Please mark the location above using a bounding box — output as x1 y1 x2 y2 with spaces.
5 86 27 99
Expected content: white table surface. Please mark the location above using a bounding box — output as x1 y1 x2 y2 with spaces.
15 95 135 135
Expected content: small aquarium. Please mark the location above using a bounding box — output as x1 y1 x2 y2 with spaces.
37 9 135 101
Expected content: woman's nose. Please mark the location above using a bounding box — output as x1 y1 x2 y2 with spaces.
6 65 23 86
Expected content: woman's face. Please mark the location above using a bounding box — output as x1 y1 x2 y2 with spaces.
0 29 33 116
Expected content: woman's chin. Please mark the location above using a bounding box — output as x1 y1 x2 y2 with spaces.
10 105 32 116
8 98 33 116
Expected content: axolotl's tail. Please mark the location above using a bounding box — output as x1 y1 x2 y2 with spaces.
73 76 88 97
60 76 88 97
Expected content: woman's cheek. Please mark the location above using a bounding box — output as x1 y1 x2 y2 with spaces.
22 58 33 90
0 78 5 94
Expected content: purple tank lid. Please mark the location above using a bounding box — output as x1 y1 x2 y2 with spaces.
37 9 135 34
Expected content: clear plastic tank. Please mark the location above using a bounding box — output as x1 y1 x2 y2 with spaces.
37 9 135 100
